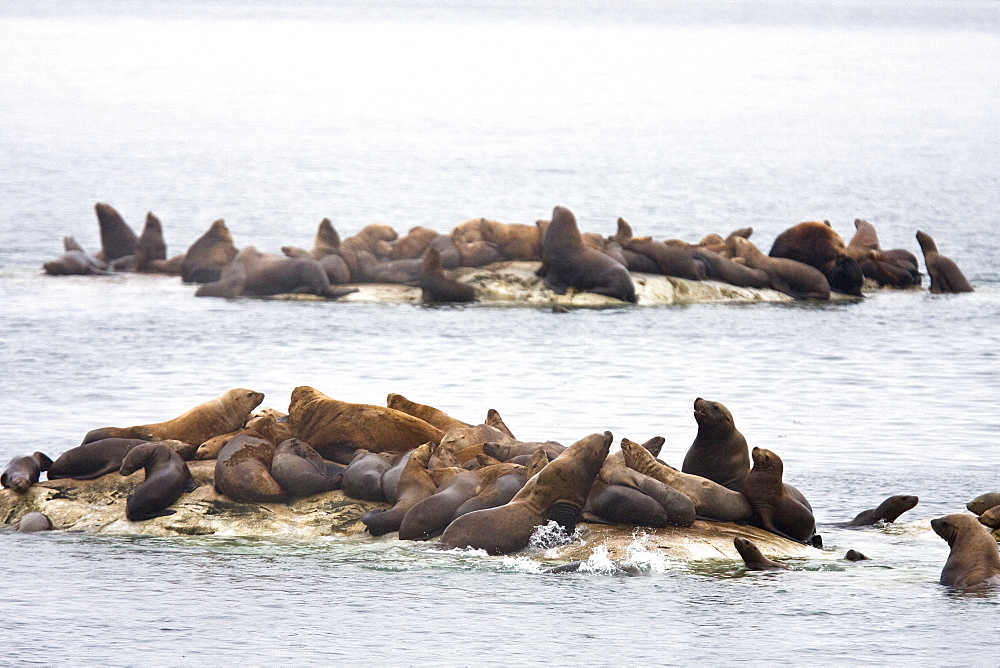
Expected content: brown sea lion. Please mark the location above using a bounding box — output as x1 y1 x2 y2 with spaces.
82 388 264 447
845 494 919 526
386 394 470 432
282 219 352 284
42 249 110 276
692 248 771 288
482 440 565 462
732 236 831 300
620 437 751 523
734 537 787 570
845 549 870 562
362 442 437 536
391 225 438 260
94 202 137 261
270 439 344 497
419 247 476 303
451 229 504 267
537 206 636 303
440 431 612 555
288 386 444 458
848 219 920 287
380 450 415 504
439 418 516 455
916 230 973 293
769 221 865 296
968 492 1000 516
350 250 423 284
2 452 53 493
341 450 393 502
620 236 708 281
180 218 238 283
213 431 287 504
47 438 149 480
119 442 197 521
337 224 398 278
609 218 661 273
15 511 54 532
743 447 816 543
682 398 750 492
195 408 288 460
428 445 460 470
977 507 1000 530
133 212 168 272
199 246 358 298
930 513 1000 588
451 449 548 520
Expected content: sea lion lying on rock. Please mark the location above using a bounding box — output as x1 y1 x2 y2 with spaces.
2 452 53 493
769 221 865 296
270 439 344 498
743 447 816 544
47 438 151 480
94 202 137 262
386 394 470 432
196 246 358 299
181 219 238 283
119 442 197 521
732 236 831 300
362 442 439 536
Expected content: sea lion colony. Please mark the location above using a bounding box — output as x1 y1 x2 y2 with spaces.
4 389 998 587
41 202 975 301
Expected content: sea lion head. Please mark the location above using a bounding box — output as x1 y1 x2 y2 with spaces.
872 494 919 522
693 398 735 435
750 447 782 476
930 513 975 547
915 230 937 254
829 256 865 296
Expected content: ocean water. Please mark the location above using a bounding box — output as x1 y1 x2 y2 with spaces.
1 1 999 664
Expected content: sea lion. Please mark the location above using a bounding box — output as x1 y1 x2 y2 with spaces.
930 513 1000 588
620 438 751 523
619 236 708 281
584 480 676 528
743 447 816 544
386 394 470 432
545 559 643 576
194 409 289 460
391 226 439 260
133 212 168 272
848 219 921 288
15 512 54 533
845 549 870 562
94 202 137 261
270 439 344 498
734 537 787 570
978 507 1000 530
682 398 750 492
610 218 661 273
47 438 149 480
846 494 919 526
1 452 53 493
428 445 460 470
213 431 287 504
282 219 352 284
119 442 197 521
362 442 437 536
692 248 771 288
732 236 831 300
769 221 865 296
967 492 1000 516
341 450 393 502
451 450 548 520
288 385 444 458
42 250 110 276
380 450 415 505
481 440 565 462
440 431 612 555
537 206 636 303
915 230 973 293
439 415 517 454
419 247 476 303
198 246 358 298
337 224 398 279
180 219 239 283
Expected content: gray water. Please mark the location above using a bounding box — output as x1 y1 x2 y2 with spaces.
1 1 999 664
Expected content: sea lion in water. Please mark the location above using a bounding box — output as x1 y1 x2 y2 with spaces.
119 442 197 521
94 202 137 261
682 398 750 492
82 388 264 447
270 439 344 498
769 221 865 296
743 447 816 544
620 438 751 523
734 537 787 571
915 230 973 293
288 385 444 457
386 394 471 432
732 237 831 300
930 513 1000 588
181 219 239 283
537 206 636 303
440 431 612 555
214 431 287 504
47 438 149 480
967 492 1000 516
419 247 476 303
15 511 54 532
845 549 870 562
845 494 919 526
2 452 53 493
362 442 438 536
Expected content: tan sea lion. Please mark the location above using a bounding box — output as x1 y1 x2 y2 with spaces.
930 513 1000 588
391 225 439 260
440 431 613 555
620 236 708 280
482 440 565 462
769 221 864 296
734 537 787 570
439 416 516 454
82 388 264 447
180 218 238 283
419 247 476 303
978 507 1000 530
2 452 53 493
94 202 137 261
288 386 444 458
362 442 437 536
195 407 287 460
916 230 973 293
338 224 398 278
119 442 197 521
968 492 1000 516
386 394 470 432
732 236 831 300
845 494 919 526
743 447 816 543
682 398 750 492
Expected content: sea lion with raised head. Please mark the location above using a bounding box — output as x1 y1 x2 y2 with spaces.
845 549 870 562
2 452 53 493
848 219 920 287
734 537 788 571
769 221 865 296
386 394 470 432
94 202 137 261
743 447 816 544
978 507 1000 530
440 431 612 555
419 247 476 303
288 385 444 458
930 513 1000 588
270 439 344 498
732 236 831 300
915 230 973 293
119 442 197 521
133 212 168 272
682 398 750 492
537 206 636 303
845 494 919 526
362 442 437 536
180 219 239 283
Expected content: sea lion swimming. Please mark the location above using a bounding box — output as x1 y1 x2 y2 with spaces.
734 537 787 571
930 513 1000 588
119 442 197 521
915 230 973 293
845 494 919 526
440 431 613 555
1 452 53 493
743 447 816 544
15 511 54 533
681 398 750 492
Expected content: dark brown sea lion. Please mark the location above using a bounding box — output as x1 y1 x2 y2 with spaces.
133 212 168 272
451 230 504 267
386 394 470 432
692 248 771 288
930 513 1000 588
732 236 831 300
769 221 865 296
351 250 423 284
82 388 264 447
845 549 870 561
734 537 788 570
341 450 393 502
362 442 437 536
288 385 444 458
848 219 921 288
180 218 238 283
682 398 750 492
214 431 287 504
2 452 53 493
119 442 197 521
15 511 54 532
846 494 919 526
270 439 344 497
440 431 612 555
620 237 708 281
282 219 352 284
610 218 661 273
451 450 548 520
94 202 137 261
584 480 676 528
419 247 476 303
915 230 973 293
620 437 751 523
199 246 358 298
743 447 816 544
537 206 636 303
380 450 414 505
47 438 149 480
967 492 1000 516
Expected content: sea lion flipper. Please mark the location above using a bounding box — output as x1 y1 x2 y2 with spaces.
183 477 199 494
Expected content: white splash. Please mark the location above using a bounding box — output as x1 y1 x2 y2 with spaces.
527 520 585 552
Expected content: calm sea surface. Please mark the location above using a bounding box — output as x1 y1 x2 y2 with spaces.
1 1 999 664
